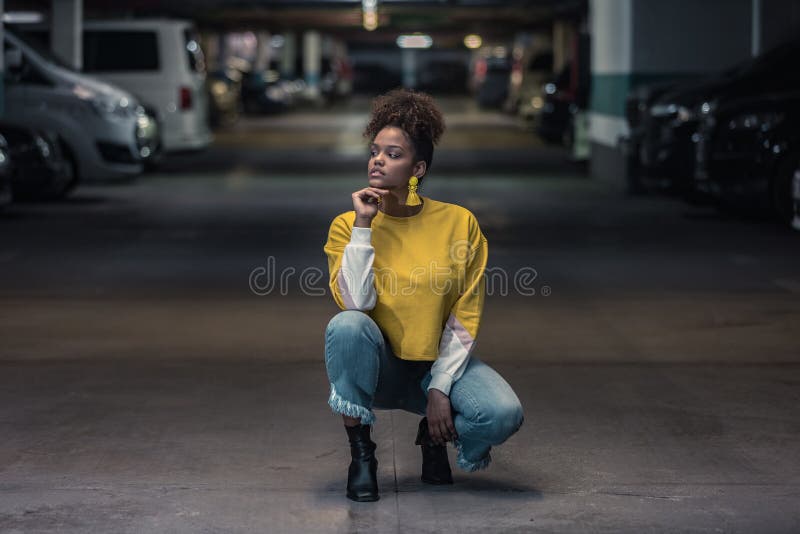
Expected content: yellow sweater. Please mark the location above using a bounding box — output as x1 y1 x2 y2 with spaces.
324 196 488 395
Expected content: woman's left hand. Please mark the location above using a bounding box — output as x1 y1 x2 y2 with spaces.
426 389 458 445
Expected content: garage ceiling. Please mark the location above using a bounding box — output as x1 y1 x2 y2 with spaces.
6 0 585 37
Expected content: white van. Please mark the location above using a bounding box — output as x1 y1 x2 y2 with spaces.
82 19 212 152
3 28 153 182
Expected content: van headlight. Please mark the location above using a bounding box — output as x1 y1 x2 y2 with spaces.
0 147 9 173
90 97 137 120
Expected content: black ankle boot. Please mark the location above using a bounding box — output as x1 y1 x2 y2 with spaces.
345 424 379 502
415 417 454 485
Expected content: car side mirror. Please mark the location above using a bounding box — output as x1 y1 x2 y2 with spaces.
5 48 23 71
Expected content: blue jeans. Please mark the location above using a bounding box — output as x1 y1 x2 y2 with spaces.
324 310 524 472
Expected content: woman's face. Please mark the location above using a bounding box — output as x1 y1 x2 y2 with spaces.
368 126 425 191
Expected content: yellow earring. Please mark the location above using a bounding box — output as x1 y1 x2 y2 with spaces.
406 175 422 206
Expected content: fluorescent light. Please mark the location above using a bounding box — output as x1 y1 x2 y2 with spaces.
363 11 378 31
363 3 378 31
396 34 433 49
3 11 44 24
463 34 482 49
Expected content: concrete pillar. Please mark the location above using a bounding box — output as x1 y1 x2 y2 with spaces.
254 31 271 72
303 30 321 99
52 0 83 70
1 0 5 117
588 0 753 184
280 32 296 79
401 48 417 89
751 0 761 56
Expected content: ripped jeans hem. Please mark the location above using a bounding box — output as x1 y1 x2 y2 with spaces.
328 383 376 425
453 437 492 472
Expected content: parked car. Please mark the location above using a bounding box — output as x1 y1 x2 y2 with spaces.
318 57 353 105
694 93 800 227
532 63 574 145
207 68 241 129
0 135 11 208
82 19 213 152
2 27 151 183
0 123 76 200
240 67 292 114
476 57 511 109
508 48 553 114
625 37 800 197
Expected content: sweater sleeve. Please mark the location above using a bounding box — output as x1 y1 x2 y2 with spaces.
323 215 377 311
428 217 488 396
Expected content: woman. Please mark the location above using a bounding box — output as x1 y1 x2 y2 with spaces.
323 88 524 502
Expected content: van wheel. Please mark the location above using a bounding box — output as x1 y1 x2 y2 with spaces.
772 151 798 227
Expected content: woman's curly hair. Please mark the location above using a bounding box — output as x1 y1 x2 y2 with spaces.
363 88 446 176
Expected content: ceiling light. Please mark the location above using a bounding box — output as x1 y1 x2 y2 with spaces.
397 34 433 49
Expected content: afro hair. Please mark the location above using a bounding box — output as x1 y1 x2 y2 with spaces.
363 88 446 173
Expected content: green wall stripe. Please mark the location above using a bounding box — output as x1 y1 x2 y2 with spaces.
590 72 702 117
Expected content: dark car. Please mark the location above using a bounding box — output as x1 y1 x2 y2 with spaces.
694 93 800 228
207 68 241 129
535 63 583 146
0 134 11 208
476 57 511 109
240 68 291 114
0 123 76 200
627 37 800 196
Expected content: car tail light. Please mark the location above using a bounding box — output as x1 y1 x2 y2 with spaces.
180 86 192 110
475 59 487 84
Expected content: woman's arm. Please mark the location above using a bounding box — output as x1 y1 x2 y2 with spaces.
428 219 489 396
324 217 377 311
323 188 388 310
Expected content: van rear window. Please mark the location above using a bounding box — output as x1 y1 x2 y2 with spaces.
83 31 159 72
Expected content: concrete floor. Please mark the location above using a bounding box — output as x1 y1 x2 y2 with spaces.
1 98 800 532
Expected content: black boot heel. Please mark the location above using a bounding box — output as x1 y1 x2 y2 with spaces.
345 424 379 502
415 417 454 485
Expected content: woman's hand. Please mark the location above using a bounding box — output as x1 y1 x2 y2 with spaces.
352 187 389 227
426 389 458 445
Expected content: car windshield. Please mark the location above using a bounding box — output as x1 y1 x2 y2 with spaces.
4 25 79 72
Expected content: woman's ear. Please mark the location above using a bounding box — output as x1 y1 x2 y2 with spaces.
413 161 427 180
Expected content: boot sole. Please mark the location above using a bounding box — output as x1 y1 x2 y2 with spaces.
421 476 453 485
347 491 380 502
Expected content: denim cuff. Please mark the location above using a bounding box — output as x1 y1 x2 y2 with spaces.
328 383 376 425
453 437 492 472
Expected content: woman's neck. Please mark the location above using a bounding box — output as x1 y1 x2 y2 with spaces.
379 190 423 217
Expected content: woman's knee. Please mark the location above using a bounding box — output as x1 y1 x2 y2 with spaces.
325 310 375 342
485 398 524 445
324 310 381 365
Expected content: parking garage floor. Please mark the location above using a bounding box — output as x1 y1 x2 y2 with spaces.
1 98 800 533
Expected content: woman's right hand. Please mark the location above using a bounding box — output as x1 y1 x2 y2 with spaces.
352 187 389 226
